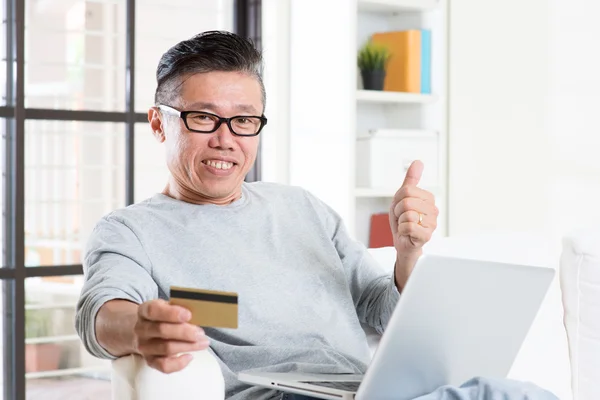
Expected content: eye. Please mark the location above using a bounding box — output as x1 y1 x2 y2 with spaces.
191 114 212 121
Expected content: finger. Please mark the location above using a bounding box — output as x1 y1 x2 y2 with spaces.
141 321 205 342
389 203 399 237
396 222 432 245
393 198 438 219
139 299 191 323
393 185 435 203
398 210 421 225
138 337 211 357
401 160 424 188
398 210 438 230
147 353 194 374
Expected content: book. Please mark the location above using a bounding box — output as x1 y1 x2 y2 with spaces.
420 29 432 94
370 29 431 94
369 213 394 248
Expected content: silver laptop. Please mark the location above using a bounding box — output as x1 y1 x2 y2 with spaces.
238 254 555 400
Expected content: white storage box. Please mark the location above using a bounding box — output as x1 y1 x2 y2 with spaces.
356 129 439 190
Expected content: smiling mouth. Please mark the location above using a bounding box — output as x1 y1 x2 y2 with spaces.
202 160 236 170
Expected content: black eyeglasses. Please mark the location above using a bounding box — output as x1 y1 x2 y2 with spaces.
158 105 267 137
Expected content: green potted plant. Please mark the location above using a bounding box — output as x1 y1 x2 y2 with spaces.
25 307 62 373
357 40 391 91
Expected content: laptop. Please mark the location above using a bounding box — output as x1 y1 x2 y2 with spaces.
238 254 555 400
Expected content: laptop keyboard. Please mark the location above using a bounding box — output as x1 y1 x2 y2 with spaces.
300 381 362 392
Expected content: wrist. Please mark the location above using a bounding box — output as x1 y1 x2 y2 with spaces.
394 249 422 291
396 248 423 261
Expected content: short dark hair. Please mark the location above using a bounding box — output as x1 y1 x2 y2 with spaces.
154 30 265 109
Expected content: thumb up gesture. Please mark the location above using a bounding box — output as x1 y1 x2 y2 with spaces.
389 160 439 255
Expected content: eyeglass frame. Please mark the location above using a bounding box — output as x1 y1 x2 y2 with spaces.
157 104 268 137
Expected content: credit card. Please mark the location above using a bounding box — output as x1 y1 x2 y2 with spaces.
169 286 238 329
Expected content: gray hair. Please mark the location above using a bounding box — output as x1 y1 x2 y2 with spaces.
154 30 265 110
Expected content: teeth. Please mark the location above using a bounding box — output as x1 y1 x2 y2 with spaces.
205 160 233 170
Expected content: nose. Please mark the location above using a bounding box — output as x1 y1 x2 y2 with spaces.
208 121 235 150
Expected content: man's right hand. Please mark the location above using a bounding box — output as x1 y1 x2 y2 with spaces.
134 299 210 373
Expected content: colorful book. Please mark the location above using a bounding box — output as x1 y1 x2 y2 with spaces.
369 213 394 248
420 29 431 94
370 29 431 94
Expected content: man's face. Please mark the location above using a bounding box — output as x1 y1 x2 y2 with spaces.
153 71 263 203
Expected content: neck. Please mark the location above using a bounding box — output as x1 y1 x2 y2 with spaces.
162 176 242 206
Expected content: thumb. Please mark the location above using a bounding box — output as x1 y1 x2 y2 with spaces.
401 160 424 188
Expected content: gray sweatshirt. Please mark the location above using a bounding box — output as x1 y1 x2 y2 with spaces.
75 182 400 399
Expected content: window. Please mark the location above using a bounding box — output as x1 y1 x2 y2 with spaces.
24 121 126 267
24 0 126 111
1 0 256 398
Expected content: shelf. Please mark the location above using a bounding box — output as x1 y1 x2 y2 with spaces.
356 186 440 198
26 334 80 345
26 366 110 380
356 90 437 105
26 302 77 310
356 188 397 198
358 0 439 13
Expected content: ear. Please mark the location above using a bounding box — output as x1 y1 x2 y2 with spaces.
148 107 166 143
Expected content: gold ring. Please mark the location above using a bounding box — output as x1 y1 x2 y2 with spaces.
418 212 423 225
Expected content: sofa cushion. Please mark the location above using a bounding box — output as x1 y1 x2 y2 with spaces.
112 350 225 400
560 225 600 400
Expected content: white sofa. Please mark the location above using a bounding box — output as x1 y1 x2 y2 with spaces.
560 224 600 400
112 230 600 400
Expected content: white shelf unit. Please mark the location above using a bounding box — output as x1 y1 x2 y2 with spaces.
353 0 448 246
358 0 440 14
356 89 437 104
355 185 441 198
355 188 398 198
25 366 111 380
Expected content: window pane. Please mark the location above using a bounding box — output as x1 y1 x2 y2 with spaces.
25 121 125 267
25 0 126 111
134 0 234 112
25 275 110 399
134 123 168 202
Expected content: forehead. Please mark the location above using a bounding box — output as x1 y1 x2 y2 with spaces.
175 71 263 113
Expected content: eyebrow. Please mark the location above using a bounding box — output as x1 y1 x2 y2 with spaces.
186 102 260 115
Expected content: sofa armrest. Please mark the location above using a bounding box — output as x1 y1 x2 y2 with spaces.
560 227 600 400
111 350 225 400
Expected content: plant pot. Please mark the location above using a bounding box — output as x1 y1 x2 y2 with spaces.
361 69 386 91
26 343 62 373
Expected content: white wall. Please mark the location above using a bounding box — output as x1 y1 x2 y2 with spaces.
260 0 291 185
448 0 551 237
448 0 600 244
546 0 600 239
287 0 357 227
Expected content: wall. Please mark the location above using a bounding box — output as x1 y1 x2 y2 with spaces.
260 0 291 185
448 0 551 237
546 0 600 239
448 0 600 244
287 0 356 228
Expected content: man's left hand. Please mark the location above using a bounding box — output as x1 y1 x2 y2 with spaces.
389 160 439 289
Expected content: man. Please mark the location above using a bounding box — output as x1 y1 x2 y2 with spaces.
75 31 557 400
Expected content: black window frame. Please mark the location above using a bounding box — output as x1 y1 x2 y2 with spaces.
0 0 261 398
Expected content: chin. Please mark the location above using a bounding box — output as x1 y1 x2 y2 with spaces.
200 181 241 200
